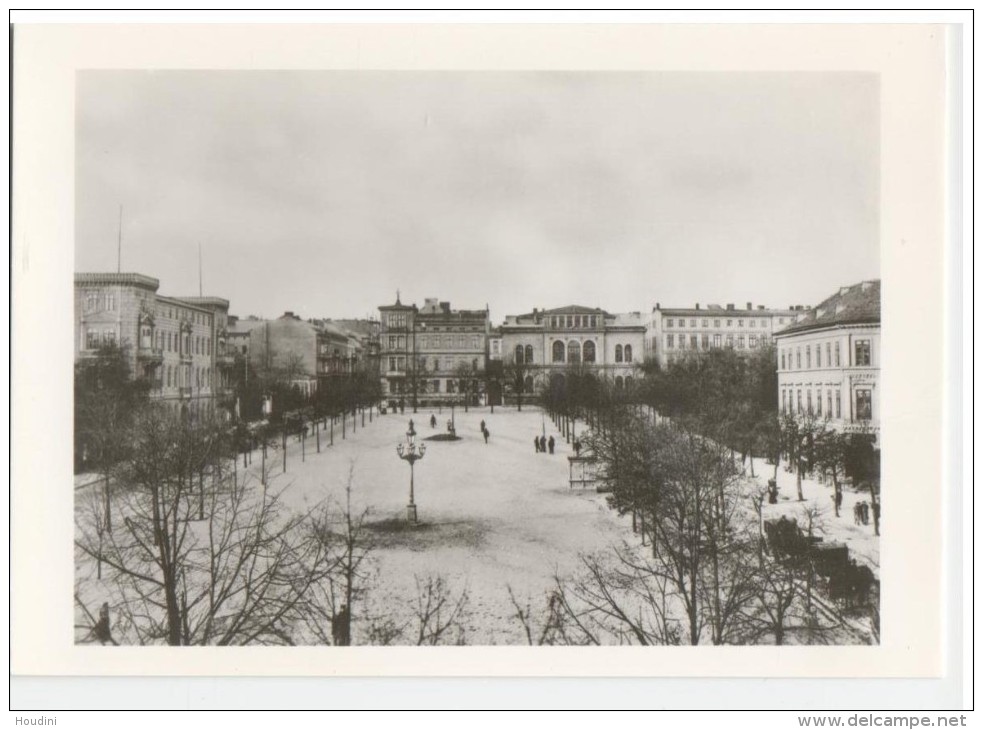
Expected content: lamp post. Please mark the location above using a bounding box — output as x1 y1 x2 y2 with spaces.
396 419 426 523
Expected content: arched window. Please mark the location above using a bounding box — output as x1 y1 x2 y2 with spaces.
524 345 533 364
615 375 624 389
515 344 524 365
615 344 623 363
166 365 172 387
568 341 581 363
625 375 633 389
583 340 596 363
524 375 534 392
552 340 565 363
624 344 633 363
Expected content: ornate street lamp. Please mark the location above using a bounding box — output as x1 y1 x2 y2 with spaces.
396 419 426 523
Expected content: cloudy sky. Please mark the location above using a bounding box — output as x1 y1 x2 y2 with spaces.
76 71 879 322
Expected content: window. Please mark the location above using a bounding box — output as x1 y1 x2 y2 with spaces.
807 390 812 415
140 325 152 348
781 351 786 369
575 316 581 328
525 345 534 364
750 320 756 328
433 358 440 371
796 390 802 414
713 334 721 348
433 379 440 393
552 340 565 363
85 329 100 349
702 319 709 327
515 345 524 364
826 342 832 368
566 316 573 328
524 375 534 391
666 319 673 328
749 335 758 348
834 342 841 367
689 336 697 350
583 340 596 363
806 346 811 369
690 319 696 327
855 340 871 366
816 389 822 415
625 344 633 362
615 344 624 362
105 294 115 311
835 390 842 418
782 390 787 414
615 376 624 389
389 357 398 371
726 335 734 348
666 335 674 349
737 336 745 349
816 346 821 368
738 319 744 327
472 336 480 349
551 316 558 328
827 391 832 417
677 319 684 327
855 389 872 420
727 319 733 327
568 341 581 363
714 319 721 328
447 379 456 393
796 348 802 368
701 335 709 349
678 337 686 350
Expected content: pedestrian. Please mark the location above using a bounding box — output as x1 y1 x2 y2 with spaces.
483 427 489 444
539 435 547 453
853 502 862 525
835 489 843 512
430 414 437 428
573 440 581 456
548 435 555 454
534 436 541 453
861 501 870 526
480 419 486 433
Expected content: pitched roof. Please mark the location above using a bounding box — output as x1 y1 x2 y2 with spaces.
778 280 881 335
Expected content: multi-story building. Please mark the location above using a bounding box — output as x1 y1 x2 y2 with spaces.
378 295 490 409
774 280 880 436
647 301 800 368
319 318 381 378
499 305 647 394
74 272 231 417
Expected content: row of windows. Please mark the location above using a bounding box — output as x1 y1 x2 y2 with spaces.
780 339 871 371
665 333 768 350
161 364 214 390
82 292 116 313
142 327 212 357
386 314 408 329
548 314 599 329
387 334 483 351
547 341 633 364
665 317 777 329
780 387 873 421
84 328 117 348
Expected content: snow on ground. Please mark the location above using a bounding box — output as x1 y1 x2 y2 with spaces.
223 406 629 644
748 457 880 576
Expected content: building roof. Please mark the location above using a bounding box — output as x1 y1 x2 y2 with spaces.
654 306 797 317
541 305 607 316
173 296 231 311
777 280 881 336
75 272 160 291
227 318 268 335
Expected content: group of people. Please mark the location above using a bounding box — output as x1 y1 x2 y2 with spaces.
534 435 556 454
853 500 873 526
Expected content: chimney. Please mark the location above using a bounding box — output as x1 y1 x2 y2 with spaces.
284 311 294 318
695 303 700 310
746 302 752 310
757 305 765 310
726 303 735 311
655 302 660 310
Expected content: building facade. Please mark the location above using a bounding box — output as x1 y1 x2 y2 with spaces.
74 273 231 417
499 305 647 393
647 301 800 368
378 296 490 408
774 280 880 436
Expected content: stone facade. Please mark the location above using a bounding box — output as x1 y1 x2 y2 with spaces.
647 301 799 369
74 273 231 417
774 280 880 436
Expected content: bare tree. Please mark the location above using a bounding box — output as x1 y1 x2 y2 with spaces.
411 574 470 645
502 353 533 411
74 406 336 645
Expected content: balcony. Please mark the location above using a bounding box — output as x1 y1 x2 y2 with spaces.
216 352 236 368
137 345 164 364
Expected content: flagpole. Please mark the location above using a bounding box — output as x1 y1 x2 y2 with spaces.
116 205 123 273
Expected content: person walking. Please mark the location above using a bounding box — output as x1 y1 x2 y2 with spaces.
534 436 540 453
430 414 437 428
483 427 490 444
480 419 486 433
548 435 555 454
539 435 547 454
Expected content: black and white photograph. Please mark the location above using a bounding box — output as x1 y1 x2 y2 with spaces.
70 68 883 649
10 19 964 708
